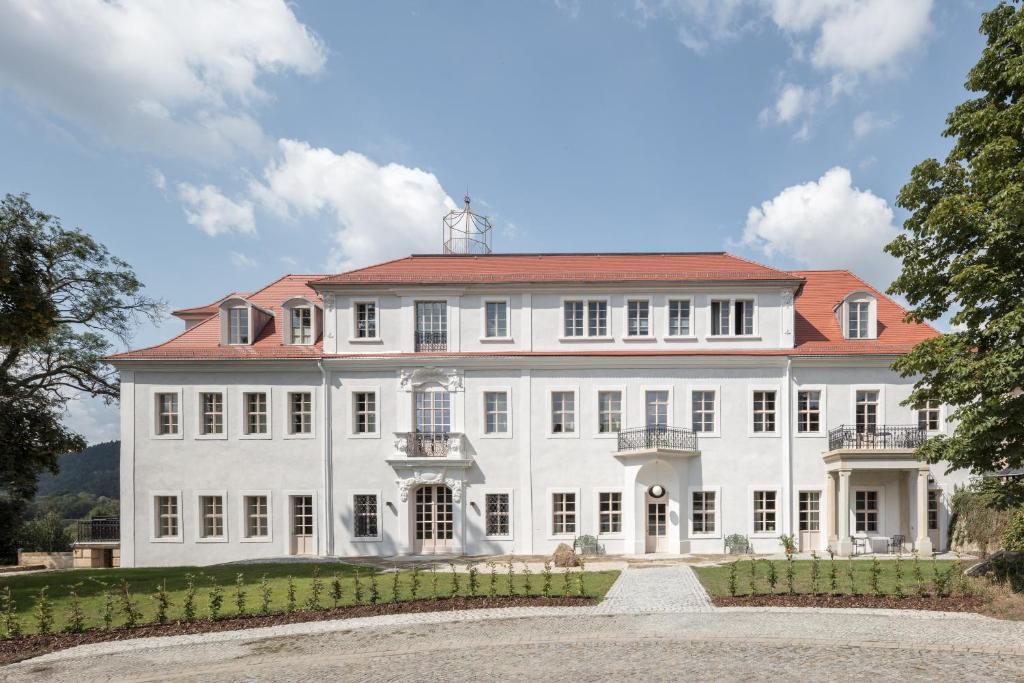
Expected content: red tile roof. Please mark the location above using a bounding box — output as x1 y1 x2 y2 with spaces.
108 256 939 361
312 252 800 285
171 292 251 318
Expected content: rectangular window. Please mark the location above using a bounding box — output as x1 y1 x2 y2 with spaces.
354 494 379 538
918 399 940 432
551 391 576 434
645 390 670 429
243 392 268 435
414 301 447 351
598 492 622 534
849 301 870 339
199 392 223 435
484 391 509 434
691 390 715 433
753 490 777 533
155 495 179 538
289 392 312 435
626 299 650 337
244 495 269 538
710 299 754 335
485 493 511 537
552 492 576 535
855 490 878 533
799 491 820 532
692 491 716 534
797 390 821 433
290 307 312 344
597 390 622 434
415 390 451 435
199 495 224 538
564 300 608 337
485 301 508 338
355 302 377 339
156 393 179 435
855 390 879 433
563 300 585 337
927 490 939 531
228 307 249 344
668 299 691 336
587 300 608 337
752 390 777 433
354 392 377 434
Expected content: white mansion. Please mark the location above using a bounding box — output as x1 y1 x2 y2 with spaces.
109 251 967 567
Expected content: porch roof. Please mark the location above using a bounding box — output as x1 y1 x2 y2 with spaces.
823 449 930 472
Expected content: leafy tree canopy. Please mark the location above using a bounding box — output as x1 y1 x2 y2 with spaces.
886 2 1024 505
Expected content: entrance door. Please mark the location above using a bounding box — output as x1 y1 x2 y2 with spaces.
798 491 821 552
645 496 668 553
290 495 314 555
927 489 941 550
414 485 453 554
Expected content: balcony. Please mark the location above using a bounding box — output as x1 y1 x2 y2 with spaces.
389 431 471 468
615 425 699 458
414 330 447 352
827 425 925 452
76 517 120 544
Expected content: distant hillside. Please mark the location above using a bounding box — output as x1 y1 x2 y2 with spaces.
36 441 120 499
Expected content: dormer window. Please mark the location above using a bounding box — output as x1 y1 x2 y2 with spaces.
281 297 321 346
848 301 870 339
838 292 877 340
228 307 249 344
290 307 312 344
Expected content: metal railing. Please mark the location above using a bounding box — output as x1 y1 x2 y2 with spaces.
617 425 698 453
408 432 450 457
76 517 120 543
827 425 926 451
414 330 447 352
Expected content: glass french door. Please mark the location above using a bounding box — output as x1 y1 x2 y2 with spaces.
290 495 314 555
413 485 453 554
798 491 821 552
645 498 668 553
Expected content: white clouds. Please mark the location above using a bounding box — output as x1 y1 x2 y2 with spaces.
852 111 897 138
148 168 166 191
0 0 324 160
740 166 900 286
250 139 457 270
62 395 119 445
229 251 258 269
633 0 753 53
760 83 820 125
178 183 255 237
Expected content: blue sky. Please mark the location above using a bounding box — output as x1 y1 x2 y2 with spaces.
0 1 990 442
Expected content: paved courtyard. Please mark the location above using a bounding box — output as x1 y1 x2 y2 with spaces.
4 566 1024 682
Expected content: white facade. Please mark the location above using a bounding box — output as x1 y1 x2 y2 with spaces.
114 263 968 567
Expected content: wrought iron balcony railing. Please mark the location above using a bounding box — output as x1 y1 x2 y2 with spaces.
617 425 698 453
393 431 465 458
76 517 120 543
414 330 447 352
827 425 926 451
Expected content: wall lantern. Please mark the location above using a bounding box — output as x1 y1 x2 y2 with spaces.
648 484 666 499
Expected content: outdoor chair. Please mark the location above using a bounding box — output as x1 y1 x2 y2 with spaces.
850 536 868 556
887 534 905 555
573 535 600 556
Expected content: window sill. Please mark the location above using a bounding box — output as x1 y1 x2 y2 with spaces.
558 336 613 343
547 432 580 439
239 433 272 441
706 335 761 341
693 431 720 439
479 337 514 343
622 336 656 342
284 342 316 347
593 432 618 439
151 433 184 441
479 432 513 440
347 337 384 344
749 432 781 438
663 335 697 342
750 532 779 539
689 532 722 540
195 433 227 441
352 537 383 543
196 537 229 544
596 533 624 540
794 432 824 439
349 432 381 439
240 536 273 544
484 535 513 541
149 536 184 544
282 432 316 440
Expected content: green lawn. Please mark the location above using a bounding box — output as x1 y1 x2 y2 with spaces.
0 563 619 635
694 558 963 597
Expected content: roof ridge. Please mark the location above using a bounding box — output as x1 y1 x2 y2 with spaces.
311 256 413 284
721 251 799 277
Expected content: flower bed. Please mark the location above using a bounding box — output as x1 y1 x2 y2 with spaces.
713 593 985 612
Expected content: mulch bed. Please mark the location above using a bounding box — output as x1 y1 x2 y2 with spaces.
714 593 986 612
0 595 594 665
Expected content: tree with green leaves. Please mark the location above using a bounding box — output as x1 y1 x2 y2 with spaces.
0 193 162 561
886 2 1024 505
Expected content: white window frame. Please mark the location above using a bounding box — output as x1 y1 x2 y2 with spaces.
547 387 580 438
623 296 654 339
795 487 825 535
748 385 781 437
841 293 877 340
149 490 183 543
594 386 626 438
917 399 944 434
195 490 228 543
480 386 512 439
481 297 513 342
350 298 382 343
852 486 885 536
239 387 272 439
349 387 381 439
927 485 943 533
193 386 228 440
150 387 183 440
688 385 720 437
593 488 624 539
282 388 315 439
547 487 581 540
227 305 250 345
482 488 514 540
281 489 318 557
851 385 886 429
707 295 759 338
688 485 722 539
794 385 826 437
559 296 612 341
238 490 273 543
749 486 782 538
643 386 674 429
350 489 383 542
664 296 696 340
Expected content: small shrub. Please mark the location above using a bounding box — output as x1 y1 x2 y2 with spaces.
33 587 54 635
390 567 400 603
101 586 115 630
2 586 22 639
785 554 796 595
120 579 142 628
259 574 272 615
1002 508 1024 551
487 562 497 598
429 564 439 599
728 562 738 597
308 567 324 610
542 560 553 598
234 574 247 616
576 561 587 597
331 572 343 608
810 552 821 595
870 558 882 597
353 570 364 604
183 573 197 621
562 569 572 597
778 534 797 555
913 555 927 597
449 562 461 597
507 559 516 597
208 580 224 621
153 579 171 624
369 574 380 605
828 552 838 594
932 559 950 597
846 558 857 596
467 563 479 597
521 562 533 597
285 576 297 613
766 560 778 594
410 566 421 600
893 556 905 598
748 558 758 595
65 585 86 633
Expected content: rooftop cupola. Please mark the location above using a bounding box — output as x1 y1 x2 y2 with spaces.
442 194 492 254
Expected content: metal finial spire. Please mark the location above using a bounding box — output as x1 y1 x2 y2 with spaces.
442 186 492 255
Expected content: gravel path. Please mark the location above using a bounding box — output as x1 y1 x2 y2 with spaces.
593 565 713 613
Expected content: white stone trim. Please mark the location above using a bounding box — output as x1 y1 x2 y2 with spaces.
686 384 721 438
194 489 229 543
480 487 514 540
793 384 827 437
479 385 513 439
149 386 183 440
349 489 384 542
282 387 316 440
547 487 582 540
592 487 625 539
238 386 273 440
238 490 273 543
748 485 783 539
149 490 183 543
687 485 722 539
546 386 580 438
593 385 626 439
193 386 228 440
747 383 782 438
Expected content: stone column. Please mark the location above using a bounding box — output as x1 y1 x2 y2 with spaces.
824 472 836 548
915 469 934 556
835 470 853 557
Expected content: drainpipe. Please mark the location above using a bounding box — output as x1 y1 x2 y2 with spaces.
319 359 334 556
783 357 794 537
